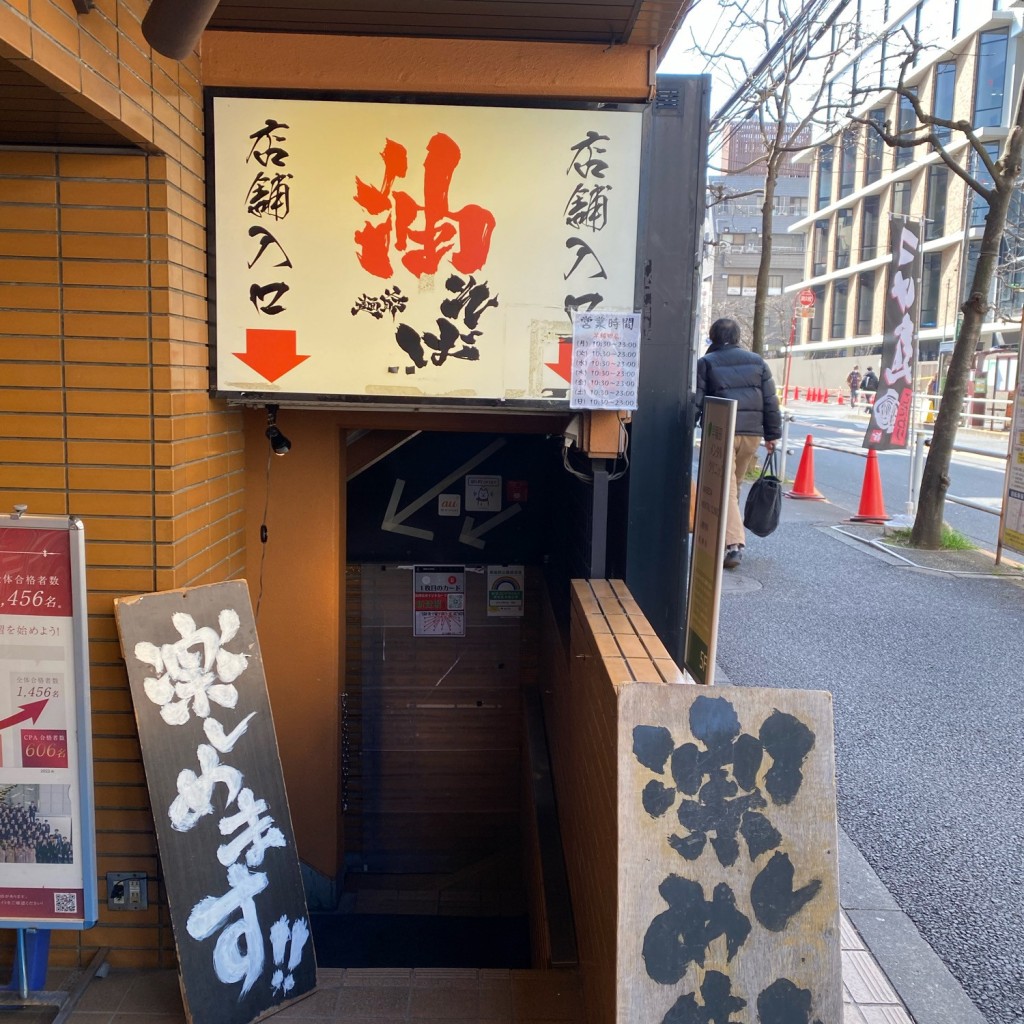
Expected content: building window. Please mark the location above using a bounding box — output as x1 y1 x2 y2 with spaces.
961 239 984 304
835 209 853 270
817 145 834 210
813 219 829 276
773 194 808 217
726 274 760 297
920 253 941 329
892 180 912 217
861 196 880 261
969 142 1000 228
895 90 918 169
925 165 948 241
831 278 849 338
810 285 826 341
996 191 1024 317
768 274 783 296
933 61 956 144
974 28 1009 128
864 109 886 184
856 271 875 335
839 130 858 198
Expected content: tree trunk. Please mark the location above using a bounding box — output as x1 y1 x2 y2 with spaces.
911 136 1022 547
751 157 780 355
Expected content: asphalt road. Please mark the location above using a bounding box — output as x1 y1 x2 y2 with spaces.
780 404 1009 551
708 417 1024 1024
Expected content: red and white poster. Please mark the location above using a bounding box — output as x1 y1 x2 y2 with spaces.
412 566 466 636
207 94 643 407
0 518 96 928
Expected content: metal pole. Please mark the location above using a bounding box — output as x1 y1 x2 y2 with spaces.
910 430 927 515
779 413 794 485
16 928 27 999
591 461 609 579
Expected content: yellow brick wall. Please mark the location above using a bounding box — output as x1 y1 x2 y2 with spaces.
0 1 243 968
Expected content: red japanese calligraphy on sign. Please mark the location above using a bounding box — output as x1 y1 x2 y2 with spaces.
355 133 496 279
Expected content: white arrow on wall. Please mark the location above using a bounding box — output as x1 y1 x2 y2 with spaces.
458 503 523 549
381 438 506 540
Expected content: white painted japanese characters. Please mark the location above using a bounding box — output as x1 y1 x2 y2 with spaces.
115 581 315 1024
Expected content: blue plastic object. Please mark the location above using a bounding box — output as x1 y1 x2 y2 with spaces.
4 929 50 992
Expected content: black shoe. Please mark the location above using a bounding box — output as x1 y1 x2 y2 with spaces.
724 545 742 569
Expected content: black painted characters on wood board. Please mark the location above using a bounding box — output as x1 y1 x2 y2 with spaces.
632 694 824 1024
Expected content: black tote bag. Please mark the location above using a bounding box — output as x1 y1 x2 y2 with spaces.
743 450 782 537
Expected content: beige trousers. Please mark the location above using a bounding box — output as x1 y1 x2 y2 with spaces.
727 434 763 548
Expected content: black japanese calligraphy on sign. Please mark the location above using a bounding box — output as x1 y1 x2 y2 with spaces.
244 117 295 318
386 274 499 371
864 215 923 450
620 686 840 1024
212 95 646 402
115 581 316 1024
562 133 615 321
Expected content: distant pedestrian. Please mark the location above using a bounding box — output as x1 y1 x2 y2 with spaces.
695 317 782 570
860 367 879 410
846 365 861 408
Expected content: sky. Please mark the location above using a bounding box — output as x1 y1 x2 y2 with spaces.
657 0 750 113
655 0 901 119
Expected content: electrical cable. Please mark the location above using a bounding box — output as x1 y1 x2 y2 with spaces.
255 447 272 621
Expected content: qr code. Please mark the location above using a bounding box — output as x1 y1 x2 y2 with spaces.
53 892 77 915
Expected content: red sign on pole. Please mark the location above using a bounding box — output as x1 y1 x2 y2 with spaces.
798 288 816 308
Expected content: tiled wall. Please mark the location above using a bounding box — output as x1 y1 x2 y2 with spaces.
0 0 244 967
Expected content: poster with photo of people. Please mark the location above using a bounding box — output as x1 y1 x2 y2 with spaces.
0 516 97 928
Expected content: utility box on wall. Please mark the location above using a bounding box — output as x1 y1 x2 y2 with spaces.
106 871 148 911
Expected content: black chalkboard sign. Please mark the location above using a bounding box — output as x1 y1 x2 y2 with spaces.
115 581 316 1024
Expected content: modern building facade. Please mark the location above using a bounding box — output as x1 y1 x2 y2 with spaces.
784 0 1024 394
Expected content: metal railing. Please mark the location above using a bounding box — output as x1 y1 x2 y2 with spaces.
779 386 1014 432
775 415 1008 520
907 430 1008 518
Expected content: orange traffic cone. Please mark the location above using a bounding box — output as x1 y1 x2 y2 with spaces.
794 386 801 401
786 435 825 500
838 391 844 405
850 449 889 522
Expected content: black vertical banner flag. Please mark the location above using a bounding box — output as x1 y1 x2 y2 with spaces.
864 216 923 450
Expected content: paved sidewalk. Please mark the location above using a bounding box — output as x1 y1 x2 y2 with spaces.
715 488 1018 1024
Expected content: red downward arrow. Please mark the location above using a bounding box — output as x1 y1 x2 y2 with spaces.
545 338 573 383
0 698 49 732
234 329 309 383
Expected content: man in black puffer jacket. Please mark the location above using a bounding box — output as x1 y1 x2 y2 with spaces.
695 318 782 569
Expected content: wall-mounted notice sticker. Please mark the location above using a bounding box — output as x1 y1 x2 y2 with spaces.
438 494 461 518
465 475 501 512
486 566 524 618
570 312 641 410
413 566 466 637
